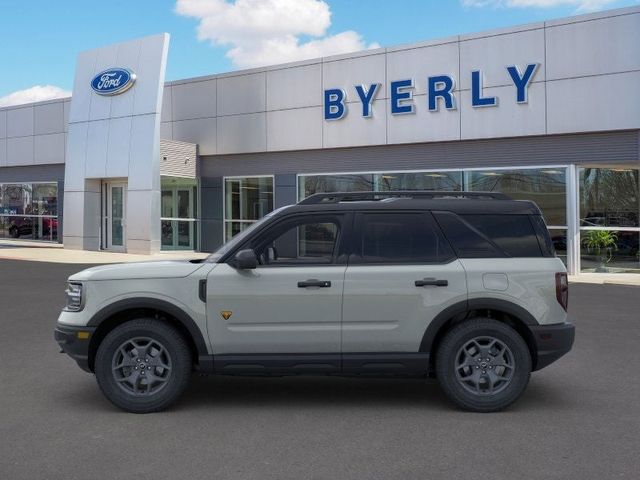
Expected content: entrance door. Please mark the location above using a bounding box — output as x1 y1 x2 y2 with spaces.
161 187 194 250
105 182 126 251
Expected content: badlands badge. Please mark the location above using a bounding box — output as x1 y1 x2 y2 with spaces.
220 311 233 320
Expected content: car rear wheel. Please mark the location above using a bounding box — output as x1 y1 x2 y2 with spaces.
95 319 192 413
436 318 531 412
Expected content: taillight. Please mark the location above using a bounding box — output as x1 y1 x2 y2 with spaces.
555 272 569 311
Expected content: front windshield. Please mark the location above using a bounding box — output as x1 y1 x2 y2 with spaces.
206 205 292 262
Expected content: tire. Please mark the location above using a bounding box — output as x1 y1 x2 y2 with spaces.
95 319 192 413
435 318 531 412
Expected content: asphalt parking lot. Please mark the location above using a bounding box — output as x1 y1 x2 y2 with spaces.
1 259 639 480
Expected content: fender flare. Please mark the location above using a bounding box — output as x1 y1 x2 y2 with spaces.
87 297 209 357
419 298 538 353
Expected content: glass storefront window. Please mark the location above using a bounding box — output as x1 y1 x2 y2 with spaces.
298 172 462 200
579 167 639 228
580 230 640 273
466 168 567 226
224 176 274 241
375 172 463 191
160 177 198 250
298 174 373 200
0 182 58 242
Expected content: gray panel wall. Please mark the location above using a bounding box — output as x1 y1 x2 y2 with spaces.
200 130 640 178
0 98 69 168
0 163 65 183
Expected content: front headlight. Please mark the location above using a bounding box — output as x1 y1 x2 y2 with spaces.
64 282 84 312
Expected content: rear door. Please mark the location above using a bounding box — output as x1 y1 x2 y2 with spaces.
341 211 467 372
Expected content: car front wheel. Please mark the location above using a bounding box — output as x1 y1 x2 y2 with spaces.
95 319 192 413
436 318 531 412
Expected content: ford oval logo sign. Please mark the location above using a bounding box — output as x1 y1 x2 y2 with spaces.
91 68 136 96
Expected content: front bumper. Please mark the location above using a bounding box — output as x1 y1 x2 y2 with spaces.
530 322 575 371
54 324 96 373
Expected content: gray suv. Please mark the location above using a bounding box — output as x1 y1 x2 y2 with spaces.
55 191 574 413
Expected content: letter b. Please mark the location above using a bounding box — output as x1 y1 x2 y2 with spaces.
324 89 346 120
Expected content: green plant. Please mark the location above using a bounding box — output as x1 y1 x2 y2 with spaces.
584 230 618 265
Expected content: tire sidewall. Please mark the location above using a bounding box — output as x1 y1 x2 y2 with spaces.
95 320 191 413
436 319 531 412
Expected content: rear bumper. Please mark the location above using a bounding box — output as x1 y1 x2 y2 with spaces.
530 322 575 371
54 324 96 373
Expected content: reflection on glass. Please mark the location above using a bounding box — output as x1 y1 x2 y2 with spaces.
375 172 463 191
224 177 274 240
161 220 173 247
178 190 190 218
579 168 639 228
298 172 463 200
161 177 198 250
32 184 57 215
161 191 174 218
298 174 374 199
466 169 567 226
0 182 58 242
225 221 252 242
548 229 567 266
111 187 124 246
580 230 639 273
298 223 337 258
225 177 273 221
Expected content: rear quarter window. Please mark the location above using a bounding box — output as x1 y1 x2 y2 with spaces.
461 214 542 257
434 212 546 258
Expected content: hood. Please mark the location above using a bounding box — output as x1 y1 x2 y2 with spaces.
68 260 206 282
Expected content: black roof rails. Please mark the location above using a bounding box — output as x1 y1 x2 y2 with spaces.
298 190 511 205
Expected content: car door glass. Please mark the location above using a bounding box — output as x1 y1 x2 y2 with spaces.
356 213 454 264
255 219 340 266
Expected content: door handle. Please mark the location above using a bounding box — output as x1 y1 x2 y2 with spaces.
415 278 448 287
298 279 332 288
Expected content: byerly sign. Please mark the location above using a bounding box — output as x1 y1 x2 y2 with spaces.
324 63 539 120
91 68 137 96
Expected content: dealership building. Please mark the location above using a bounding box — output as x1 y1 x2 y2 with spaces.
0 6 638 274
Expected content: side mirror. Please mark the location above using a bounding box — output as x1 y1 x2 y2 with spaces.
232 249 258 270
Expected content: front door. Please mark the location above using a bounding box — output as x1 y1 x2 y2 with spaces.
105 182 126 252
206 213 349 369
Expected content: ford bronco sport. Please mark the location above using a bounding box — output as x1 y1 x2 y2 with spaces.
55 191 574 413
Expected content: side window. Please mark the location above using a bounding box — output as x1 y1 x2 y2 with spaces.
251 216 341 266
353 212 454 264
433 211 503 258
434 211 544 258
461 214 542 257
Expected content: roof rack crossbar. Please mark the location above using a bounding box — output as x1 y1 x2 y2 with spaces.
298 190 511 205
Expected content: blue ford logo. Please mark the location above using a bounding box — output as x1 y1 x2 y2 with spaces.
91 68 136 95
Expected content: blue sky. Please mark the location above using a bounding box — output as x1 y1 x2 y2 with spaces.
0 0 637 105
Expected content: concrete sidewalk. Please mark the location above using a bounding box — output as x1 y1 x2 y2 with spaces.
0 240 208 264
568 273 640 286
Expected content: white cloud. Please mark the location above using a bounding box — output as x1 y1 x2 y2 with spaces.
175 0 379 68
0 85 71 108
462 0 617 12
